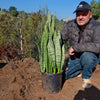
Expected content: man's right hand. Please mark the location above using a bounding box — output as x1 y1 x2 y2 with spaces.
68 46 75 55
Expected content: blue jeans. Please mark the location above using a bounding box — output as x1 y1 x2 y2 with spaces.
65 52 99 80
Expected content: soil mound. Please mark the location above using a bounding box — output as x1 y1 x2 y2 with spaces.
0 58 100 100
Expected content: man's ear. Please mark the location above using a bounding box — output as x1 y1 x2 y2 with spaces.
89 11 92 18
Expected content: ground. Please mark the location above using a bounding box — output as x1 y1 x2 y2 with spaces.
0 58 100 100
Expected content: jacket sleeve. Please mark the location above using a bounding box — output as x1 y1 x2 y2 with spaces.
61 24 69 45
73 25 100 53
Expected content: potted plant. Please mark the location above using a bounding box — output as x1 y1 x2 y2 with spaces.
39 12 65 93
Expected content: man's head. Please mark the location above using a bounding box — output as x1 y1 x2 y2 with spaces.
74 1 92 26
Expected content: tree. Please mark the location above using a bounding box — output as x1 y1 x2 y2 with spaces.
9 6 17 12
2 9 6 12
91 0 100 21
9 6 18 17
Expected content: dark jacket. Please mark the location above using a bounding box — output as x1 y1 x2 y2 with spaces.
61 18 100 58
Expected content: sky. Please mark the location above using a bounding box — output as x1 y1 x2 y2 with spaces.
0 0 99 20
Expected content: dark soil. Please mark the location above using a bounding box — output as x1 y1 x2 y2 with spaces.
0 58 100 100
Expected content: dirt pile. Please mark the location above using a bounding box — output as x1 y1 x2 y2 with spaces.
0 58 100 100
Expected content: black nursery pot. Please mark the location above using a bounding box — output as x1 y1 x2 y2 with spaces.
41 72 63 93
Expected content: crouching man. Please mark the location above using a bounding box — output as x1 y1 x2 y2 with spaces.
61 1 100 88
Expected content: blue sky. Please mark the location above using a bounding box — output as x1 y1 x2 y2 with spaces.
0 0 99 20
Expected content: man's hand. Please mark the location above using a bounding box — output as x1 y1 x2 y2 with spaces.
68 46 75 55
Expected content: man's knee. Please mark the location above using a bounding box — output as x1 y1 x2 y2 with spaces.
80 52 98 66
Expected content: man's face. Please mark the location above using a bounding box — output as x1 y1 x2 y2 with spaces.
76 11 92 26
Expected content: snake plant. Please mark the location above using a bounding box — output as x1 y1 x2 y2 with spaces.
39 12 65 74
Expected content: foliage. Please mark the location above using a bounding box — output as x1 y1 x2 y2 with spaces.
9 6 18 17
55 18 66 32
39 12 65 74
9 6 17 12
0 6 66 61
91 0 100 21
0 45 21 62
31 12 42 36
2 9 6 12
11 10 19 17
0 13 17 46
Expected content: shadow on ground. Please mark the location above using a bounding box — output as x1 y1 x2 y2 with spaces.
0 63 7 68
74 85 100 100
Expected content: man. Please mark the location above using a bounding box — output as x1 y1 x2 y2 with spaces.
61 1 100 88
